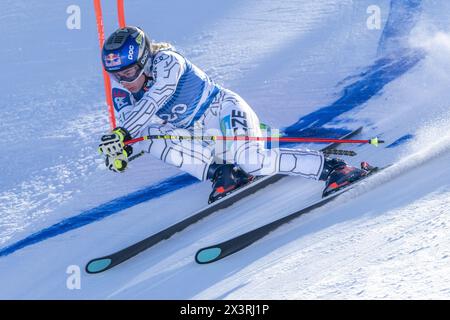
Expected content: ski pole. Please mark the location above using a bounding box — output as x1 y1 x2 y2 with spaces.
124 135 384 146
323 149 357 157
129 150 145 162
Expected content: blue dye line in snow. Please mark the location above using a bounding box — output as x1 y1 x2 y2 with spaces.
378 0 422 56
0 174 197 257
386 134 414 148
283 50 423 136
283 0 423 136
0 0 425 258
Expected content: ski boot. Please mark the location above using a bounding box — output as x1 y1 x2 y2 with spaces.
207 163 254 204
320 158 375 197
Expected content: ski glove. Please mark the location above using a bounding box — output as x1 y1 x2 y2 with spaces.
98 127 133 173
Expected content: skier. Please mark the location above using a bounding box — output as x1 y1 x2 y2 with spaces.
98 26 368 203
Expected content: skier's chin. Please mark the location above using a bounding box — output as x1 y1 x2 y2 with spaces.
127 86 140 93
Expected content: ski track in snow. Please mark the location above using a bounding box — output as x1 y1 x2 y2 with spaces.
193 120 450 299
206 186 450 299
0 109 105 244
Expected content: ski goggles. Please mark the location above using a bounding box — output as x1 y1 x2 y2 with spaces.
110 64 145 84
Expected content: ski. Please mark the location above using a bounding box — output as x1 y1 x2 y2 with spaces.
85 127 363 273
195 165 385 264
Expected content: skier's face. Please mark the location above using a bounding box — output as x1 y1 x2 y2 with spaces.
120 73 146 93
111 65 146 93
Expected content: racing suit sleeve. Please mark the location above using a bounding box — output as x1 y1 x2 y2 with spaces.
120 51 186 137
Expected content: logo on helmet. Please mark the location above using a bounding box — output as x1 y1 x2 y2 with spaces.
140 49 149 65
128 45 134 60
104 53 121 67
135 33 143 46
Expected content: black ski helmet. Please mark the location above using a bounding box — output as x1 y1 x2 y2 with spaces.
102 26 151 73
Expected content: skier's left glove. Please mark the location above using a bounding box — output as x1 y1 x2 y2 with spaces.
98 127 133 173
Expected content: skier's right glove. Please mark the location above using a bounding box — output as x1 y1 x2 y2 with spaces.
98 127 133 173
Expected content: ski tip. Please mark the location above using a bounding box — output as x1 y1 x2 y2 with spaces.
85 258 112 274
195 247 222 264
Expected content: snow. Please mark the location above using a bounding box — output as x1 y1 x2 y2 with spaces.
1 0 449 299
